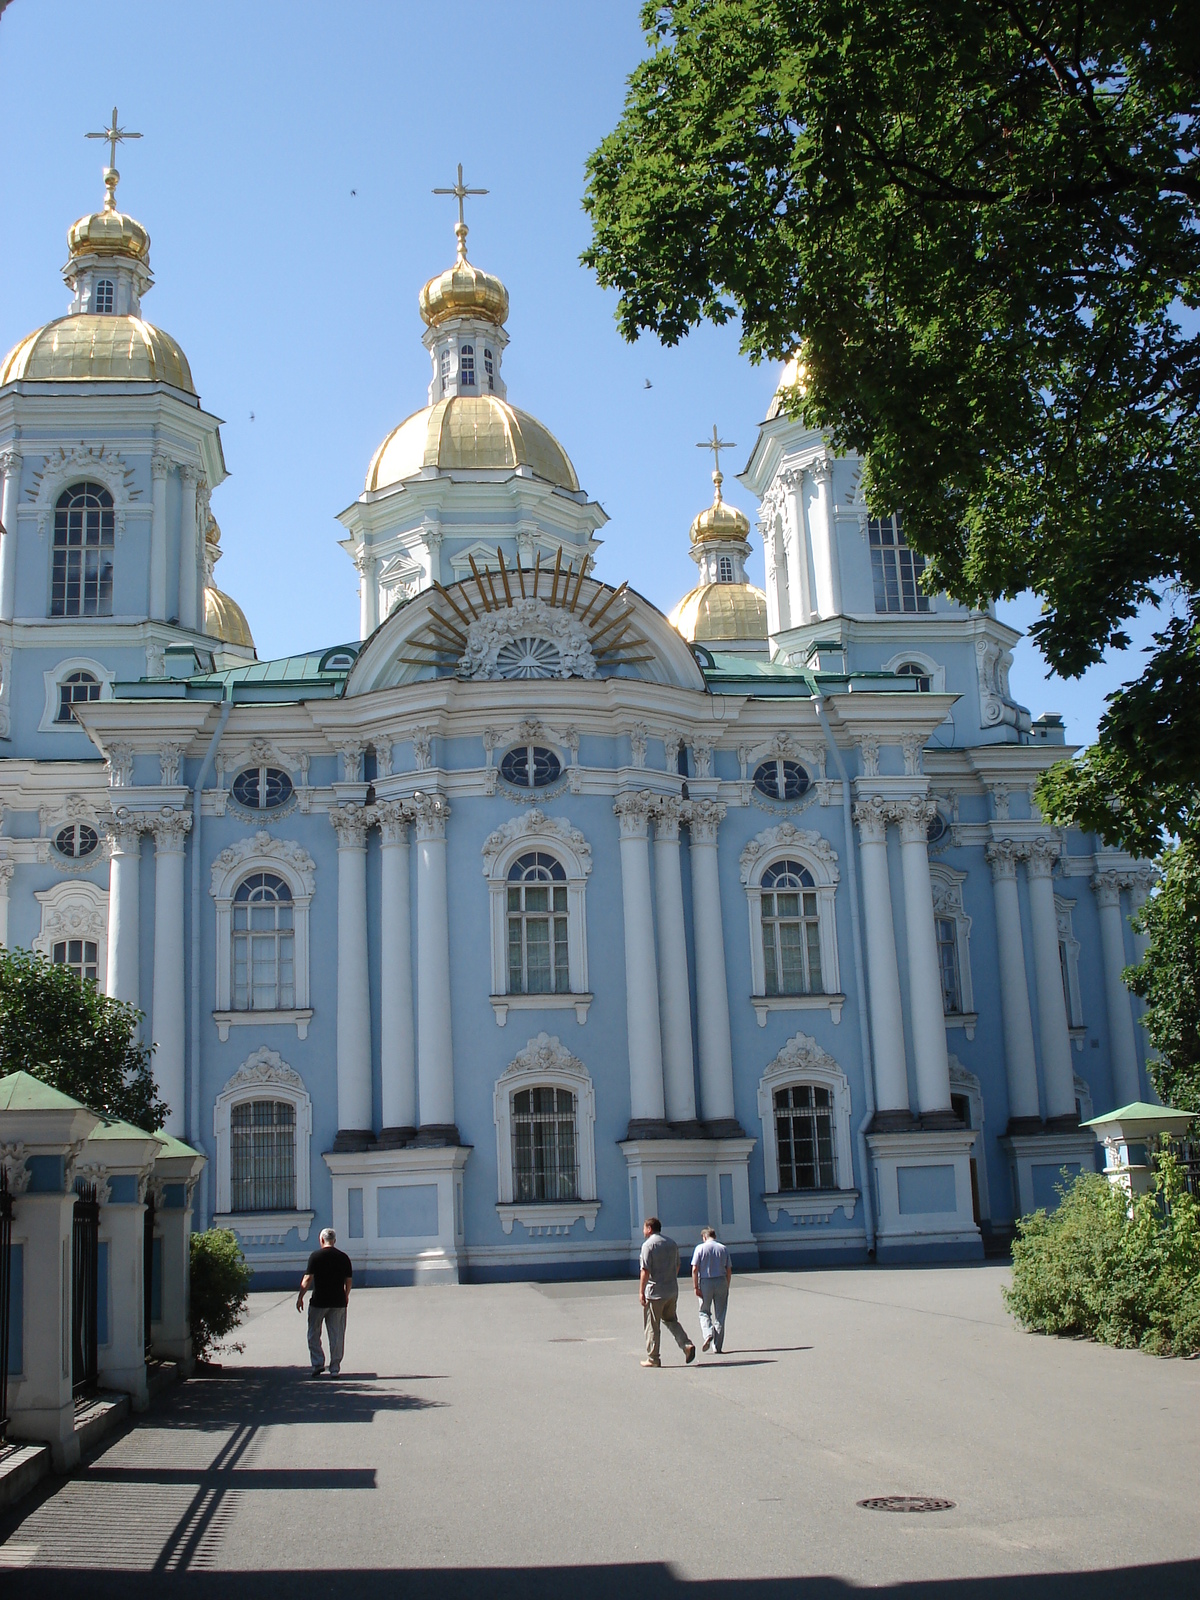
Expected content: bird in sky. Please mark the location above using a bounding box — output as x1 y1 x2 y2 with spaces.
643 379 652 389
350 189 357 197
249 412 255 421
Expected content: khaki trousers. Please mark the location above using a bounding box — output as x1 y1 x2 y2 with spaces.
644 1295 692 1361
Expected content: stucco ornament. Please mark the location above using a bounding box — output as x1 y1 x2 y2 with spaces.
221 1046 306 1096
0 1141 32 1195
740 823 839 885
457 598 597 681
481 808 592 874
211 830 316 895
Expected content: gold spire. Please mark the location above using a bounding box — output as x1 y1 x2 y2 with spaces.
419 164 508 329
689 424 749 544
432 162 489 265
696 424 736 510
85 107 142 216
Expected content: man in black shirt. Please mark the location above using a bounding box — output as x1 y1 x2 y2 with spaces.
297 1227 353 1377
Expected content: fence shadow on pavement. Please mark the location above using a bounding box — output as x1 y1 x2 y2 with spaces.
146 1366 445 1431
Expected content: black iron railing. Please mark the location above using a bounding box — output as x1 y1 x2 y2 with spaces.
72 1180 99 1400
143 1190 155 1360
0 1167 13 1440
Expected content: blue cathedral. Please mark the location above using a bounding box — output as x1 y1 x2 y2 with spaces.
0 142 1155 1283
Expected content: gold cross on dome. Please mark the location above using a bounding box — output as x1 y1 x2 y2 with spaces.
698 425 736 501
433 163 488 259
86 107 142 172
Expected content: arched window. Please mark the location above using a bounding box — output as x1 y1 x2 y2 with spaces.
232 873 295 1011
774 1083 836 1191
460 344 476 387
868 513 929 613
896 660 932 693
512 1085 578 1201
440 347 452 395
507 852 569 996
500 744 562 788
760 860 823 996
52 483 114 617
231 765 294 811
753 758 810 801
52 937 99 984
230 1099 296 1212
717 554 734 583
930 864 975 1033
94 278 115 314
54 822 100 860
742 828 842 1023
484 348 494 391
56 669 101 723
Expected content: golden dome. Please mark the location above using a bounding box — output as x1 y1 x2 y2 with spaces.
205 586 255 650
765 352 808 420
670 582 769 644
367 395 579 492
67 206 150 265
690 495 751 545
419 225 508 329
0 315 194 392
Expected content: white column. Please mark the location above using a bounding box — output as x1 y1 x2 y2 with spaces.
151 809 191 1137
414 793 455 1132
782 470 812 624
0 858 12 947
652 798 696 1124
689 798 737 1126
1094 868 1141 1107
614 792 666 1125
1025 838 1077 1122
895 797 953 1117
809 458 842 616
378 801 416 1134
760 519 784 636
356 549 379 639
105 814 144 1006
0 450 20 622
150 454 170 621
853 797 909 1115
330 805 373 1138
178 465 199 631
986 840 1041 1124
1127 868 1154 965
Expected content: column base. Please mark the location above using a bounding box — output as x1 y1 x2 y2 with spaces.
1005 1115 1046 1137
323 1143 470 1283
619 1137 758 1267
410 1123 462 1148
867 1127 983 1261
1001 1129 1099 1217
377 1126 418 1149
868 1109 918 1133
332 1128 377 1153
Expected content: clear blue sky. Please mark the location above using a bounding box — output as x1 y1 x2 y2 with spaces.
0 0 1158 746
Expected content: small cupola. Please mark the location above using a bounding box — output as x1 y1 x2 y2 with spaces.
63 109 153 318
419 166 509 404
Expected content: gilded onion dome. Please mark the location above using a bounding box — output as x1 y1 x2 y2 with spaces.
367 395 579 492
419 221 509 329
202 515 255 652
67 203 150 264
0 317 194 391
669 435 768 647
689 492 751 546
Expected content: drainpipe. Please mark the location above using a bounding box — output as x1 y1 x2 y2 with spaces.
813 689 876 1254
189 693 232 1223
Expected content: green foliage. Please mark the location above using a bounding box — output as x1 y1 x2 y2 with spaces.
1003 1155 1200 1357
189 1228 252 1363
0 944 167 1130
1125 840 1200 1112
584 2 1200 853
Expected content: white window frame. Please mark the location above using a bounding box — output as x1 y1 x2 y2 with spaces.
739 824 842 1026
1056 894 1084 1038
482 810 592 1025
213 1047 314 1243
757 1032 858 1222
882 649 946 695
929 863 976 1037
210 831 315 1040
40 656 115 733
93 278 115 314
32 879 108 991
493 1032 599 1235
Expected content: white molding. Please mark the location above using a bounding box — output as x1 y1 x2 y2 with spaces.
881 648 947 695
32 878 108 989
209 831 315 1015
212 1008 313 1042
740 824 841 1003
490 992 592 1026
482 809 591 1007
497 1201 601 1237
750 992 844 1027
757 1032 855 1204
39 656 115 734
213 1210 314 1246
763 1189 859 1224
459 597 598 681
213 1046 313 1215
25 444 148 543
493 1033 598 1226
930 861 975 1019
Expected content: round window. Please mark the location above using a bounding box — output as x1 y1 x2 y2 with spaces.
55 822 99 859
500 745 562 789
232 765 294 810
495 637 563 679
927 811 947 843
753 759 810 801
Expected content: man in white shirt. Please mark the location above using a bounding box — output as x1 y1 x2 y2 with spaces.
691 1226 733 1353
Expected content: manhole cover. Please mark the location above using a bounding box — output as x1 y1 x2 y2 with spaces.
858 1496 956 1513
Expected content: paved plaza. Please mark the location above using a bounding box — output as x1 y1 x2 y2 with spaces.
0 1264 1197 1598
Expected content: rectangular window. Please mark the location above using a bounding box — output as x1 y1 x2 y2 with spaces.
52 506 115 617
508 884 569 994
774 1085 836 1191
936 916 962 1013
512 1086 578 1201
869 513 929 614
460 345 476 387
762 890 823 995
230 1099 295 1212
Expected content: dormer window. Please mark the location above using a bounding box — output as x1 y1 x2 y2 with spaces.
94 278 115 314
484 349 494 391
460 345 476 387
718 555 734 583
440 348 452 396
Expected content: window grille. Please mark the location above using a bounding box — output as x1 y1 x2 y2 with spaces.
500 744 562 788
57 669 102 723
460 344 476 387
232 872 295 1010
440 347 452 395
53 939 99 984
484 348 494 391
54 822 100 859
718 555 734 583
869 513 929 613
52 484 114 617
94 278 115 313
231 765 294 810
760 859 823 995
507 851 569 995
752 759 810 801
512 1085 578 1201
230 1099 296 1212
774 1084 836 1190
936 916 962 1013
896 661 932 692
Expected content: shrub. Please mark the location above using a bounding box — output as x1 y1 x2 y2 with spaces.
190 1228 252 1363
1004 1153 1200 1358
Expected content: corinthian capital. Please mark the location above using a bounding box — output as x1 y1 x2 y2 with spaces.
412 791 450 840
151 453 172 481
1092 867 1133 908
613 790 656 839
1025 835 1061 879
0 859 13 892
0 450 21 479
106 808 149 853
892 796 938 845
151 808 192 851
985 838 1022 881
852 795 890 844
376 799 414 845
651 794 684 841
687 798 726 846
179 462 202 488
329 804 370 848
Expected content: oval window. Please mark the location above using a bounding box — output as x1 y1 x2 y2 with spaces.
500 745 562 789
753 759 810 801
927 811 947 843
55 822 99 859
232 765 294 810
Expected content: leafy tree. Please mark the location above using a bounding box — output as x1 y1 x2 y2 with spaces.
190 1229 251 1363
0 945 167 1130
583 2 1200 850
1126 840 1200 1111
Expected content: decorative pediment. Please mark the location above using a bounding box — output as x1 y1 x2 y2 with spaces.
459 597 598 681
764 1032 843 1083
481 809 592 876
220 1046 306 1097
739 824 839 885
210 831 316 897
503 1032 588 1084
738 734 826 781
26 445 145 540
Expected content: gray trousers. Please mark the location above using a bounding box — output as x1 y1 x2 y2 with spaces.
697 1281 729 1352
644 1295 692 1361
307 1303 347 1373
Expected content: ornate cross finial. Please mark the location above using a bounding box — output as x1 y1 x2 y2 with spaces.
86 107 141 212
697 424 736 503
433 163 488 261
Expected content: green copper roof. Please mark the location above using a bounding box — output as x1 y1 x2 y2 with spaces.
0 1070 88 1112
1082 1101 1196 1128
154 1132 203 1159
88 1115 158 1143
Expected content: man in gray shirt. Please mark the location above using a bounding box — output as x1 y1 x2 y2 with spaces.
691 1226 733 1353
638 1216 696 1367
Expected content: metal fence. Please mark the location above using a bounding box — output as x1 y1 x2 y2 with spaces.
0 1168 12 1440
72 1180 99 1400
143 1192 155 1360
